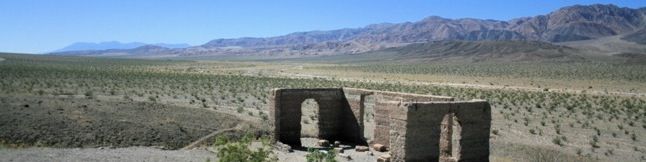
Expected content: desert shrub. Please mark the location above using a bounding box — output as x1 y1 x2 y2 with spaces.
148 96 156 102
605 149 614 156
317 62 646 82
212 134 276 162
306 148 336 162
590 136 600 148
259 112 269 121
529 129 537 135
552 137 564 146
36 89 45 95
525 146 589 162
84 91 95 99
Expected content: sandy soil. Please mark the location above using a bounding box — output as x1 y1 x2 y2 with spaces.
0 147 214 162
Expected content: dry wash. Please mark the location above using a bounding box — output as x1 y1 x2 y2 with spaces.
270 88 491 162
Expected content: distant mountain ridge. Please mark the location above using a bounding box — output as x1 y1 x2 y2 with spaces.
53 41 190 52
201 4 645 47
51 4 646 59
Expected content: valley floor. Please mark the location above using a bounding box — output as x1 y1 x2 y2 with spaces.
0 53 644 161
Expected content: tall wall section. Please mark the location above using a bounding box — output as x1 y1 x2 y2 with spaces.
270 88 351 146
389 100 491 162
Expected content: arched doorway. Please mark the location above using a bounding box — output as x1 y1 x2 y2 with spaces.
440 113 462 161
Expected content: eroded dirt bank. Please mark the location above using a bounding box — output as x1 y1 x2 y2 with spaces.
0 95 242 149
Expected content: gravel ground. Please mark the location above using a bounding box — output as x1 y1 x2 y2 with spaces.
0 147 214 162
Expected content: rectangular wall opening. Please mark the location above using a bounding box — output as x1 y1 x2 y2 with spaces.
300 98 320 138
360 94 376 143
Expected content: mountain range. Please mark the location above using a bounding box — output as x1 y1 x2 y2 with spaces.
51 4 646 62
53 41 190 53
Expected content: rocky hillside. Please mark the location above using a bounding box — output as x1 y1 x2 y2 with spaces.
202 4 645 47
393 41 581 62
622 28 646 44
314 41 586 63
509 4 646 42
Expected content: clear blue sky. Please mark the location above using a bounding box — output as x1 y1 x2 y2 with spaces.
0 0 644 53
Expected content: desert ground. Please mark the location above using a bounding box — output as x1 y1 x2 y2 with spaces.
0 53 644 161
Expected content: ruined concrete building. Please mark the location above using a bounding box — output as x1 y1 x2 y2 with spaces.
270 88 491 162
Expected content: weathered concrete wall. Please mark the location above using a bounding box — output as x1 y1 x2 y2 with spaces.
271 88 490 162
389 100 491 162
270 88 353 146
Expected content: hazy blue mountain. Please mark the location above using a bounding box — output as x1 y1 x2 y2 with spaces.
53 41 190 52
150 43 192 49
53 45 172 56
53 41 145 52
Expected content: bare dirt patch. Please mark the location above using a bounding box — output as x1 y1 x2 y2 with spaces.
0 95 243 149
